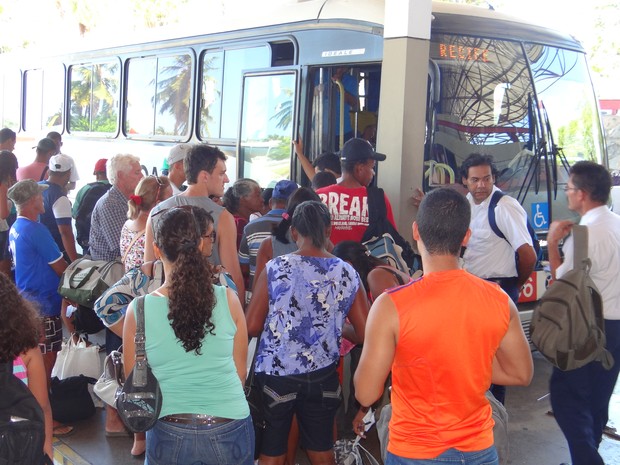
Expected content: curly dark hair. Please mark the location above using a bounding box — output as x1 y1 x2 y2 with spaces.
332 241 385 291
154 206 216 354
0 273 41 362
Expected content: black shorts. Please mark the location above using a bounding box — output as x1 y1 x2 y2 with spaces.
39 315 63 354
256 364 341 456
0 230 11 261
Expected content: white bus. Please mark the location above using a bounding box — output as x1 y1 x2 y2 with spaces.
0 0 607 333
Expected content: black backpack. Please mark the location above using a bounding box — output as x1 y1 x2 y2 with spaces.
0 361 51 465
74 182 112 250
488 191 542 266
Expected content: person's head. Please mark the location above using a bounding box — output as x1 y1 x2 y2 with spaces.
222 178 262 217
47 154 73 188
153 206 215 354
313 152 341 177
0 150 18 185
565 161 612 212
168 143 192 186
34 137 57 162
0 128 16 151
273 187 321 244
93 158 108 180
414 188 471 257
291 200 331 249
312 171 337 190
7 179 47 216
127 175 172 220
46 131 62 154
460 153 498 204
270 180 298 209
261 187 274 213
108 153 143 194
185 144 228 196
0 273 41 363
332 240 385 291
340 138 386 186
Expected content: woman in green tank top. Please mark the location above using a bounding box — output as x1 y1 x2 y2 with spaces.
123 206 253 465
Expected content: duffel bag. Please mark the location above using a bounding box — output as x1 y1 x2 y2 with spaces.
58 257 123 308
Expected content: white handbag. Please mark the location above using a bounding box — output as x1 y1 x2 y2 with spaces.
93 350 124 407
51 334 101 380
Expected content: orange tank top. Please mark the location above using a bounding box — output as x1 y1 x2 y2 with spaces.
386 269 510 459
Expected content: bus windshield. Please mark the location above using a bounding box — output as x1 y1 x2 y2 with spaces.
426 34 605 227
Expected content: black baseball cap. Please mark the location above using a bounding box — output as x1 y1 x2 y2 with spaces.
339 138 386 162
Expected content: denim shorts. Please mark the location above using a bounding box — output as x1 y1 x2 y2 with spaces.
256 364 341 456
145 415 254 465
386 446 498 465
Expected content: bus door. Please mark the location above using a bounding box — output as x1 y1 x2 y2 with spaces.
238 69 299 186
306 65 381 158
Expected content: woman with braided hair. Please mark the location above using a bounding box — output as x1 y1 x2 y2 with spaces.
123 205 252 465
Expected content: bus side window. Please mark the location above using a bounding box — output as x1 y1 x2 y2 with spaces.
24 66 64 133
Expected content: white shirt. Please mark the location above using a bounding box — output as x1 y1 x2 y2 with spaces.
464 186 532 279
556 205 620 320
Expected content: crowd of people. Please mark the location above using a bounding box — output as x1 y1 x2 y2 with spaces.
1 126 619 465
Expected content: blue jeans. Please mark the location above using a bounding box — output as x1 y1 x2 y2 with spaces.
385 446 498 465
550 319 620 465
145 415 254 465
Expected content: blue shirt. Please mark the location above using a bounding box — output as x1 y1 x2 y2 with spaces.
9 217 64 316
39 181 72 253
255 254 360 375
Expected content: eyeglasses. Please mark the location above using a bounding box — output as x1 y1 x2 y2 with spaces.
203 231 216 242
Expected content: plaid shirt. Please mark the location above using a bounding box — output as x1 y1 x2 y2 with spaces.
89 186 128 261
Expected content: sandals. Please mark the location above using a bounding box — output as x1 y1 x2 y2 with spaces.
53 424 74 437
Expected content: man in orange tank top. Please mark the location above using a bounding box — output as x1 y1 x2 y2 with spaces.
354 188 533 465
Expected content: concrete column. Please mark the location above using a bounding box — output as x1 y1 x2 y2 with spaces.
376 0 432 241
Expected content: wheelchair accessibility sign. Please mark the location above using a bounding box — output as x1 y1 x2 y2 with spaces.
531 202 549 230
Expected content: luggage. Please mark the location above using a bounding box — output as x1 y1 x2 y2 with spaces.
58 257 123 308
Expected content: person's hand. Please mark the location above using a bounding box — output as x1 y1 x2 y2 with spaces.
547 220 574 246
410 188 425 208
292 138 304 157
352 407 369 438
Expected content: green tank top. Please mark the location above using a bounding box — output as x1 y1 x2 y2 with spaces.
143 286 249 419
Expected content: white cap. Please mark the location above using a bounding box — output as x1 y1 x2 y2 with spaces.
48 154 74 173
168 144 193 166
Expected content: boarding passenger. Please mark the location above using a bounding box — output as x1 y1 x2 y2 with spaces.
46 132 80 191
167 143 192 195
0 150 17 277
145 144 245 301
222 178 264 250
311 170 337 190
123 206 253 465
16 137 56 182
120 175 171 272
72 158 111 255
293 137 342 182
316 137 395 245
354 187 533 465
0 128 16 152
547 161 620 465
246 200 368 465
89 153 143 438
39 154 78 262
239 179 297 290
1 272 57 456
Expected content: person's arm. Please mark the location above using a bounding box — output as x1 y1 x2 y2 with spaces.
341 286 369 345
238 231 251 284
252 238 273 294
491 299 533 386
547 220 574 279
293 138 315 181
227 287 248 383
24 347 53 458
515 243 537 289
49 255 68 276
122 300 137 376
354 292 399 407
58 224 79 261
246 268 270 336
218 210 245 305
0 182 8 220
143 214 156 262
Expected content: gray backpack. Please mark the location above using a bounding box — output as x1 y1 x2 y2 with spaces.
530 225 614 371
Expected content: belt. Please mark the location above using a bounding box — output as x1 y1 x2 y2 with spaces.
160 414 233 426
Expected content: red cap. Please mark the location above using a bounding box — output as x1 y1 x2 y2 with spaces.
93 158 107 174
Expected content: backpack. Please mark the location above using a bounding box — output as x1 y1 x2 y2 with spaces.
530 225 614 371
488 191 542 267
0 361 51 465
74 182 112 250
362 187 419 274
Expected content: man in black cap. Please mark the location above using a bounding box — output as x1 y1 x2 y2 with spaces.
16 137 57 182
316 137 396 245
